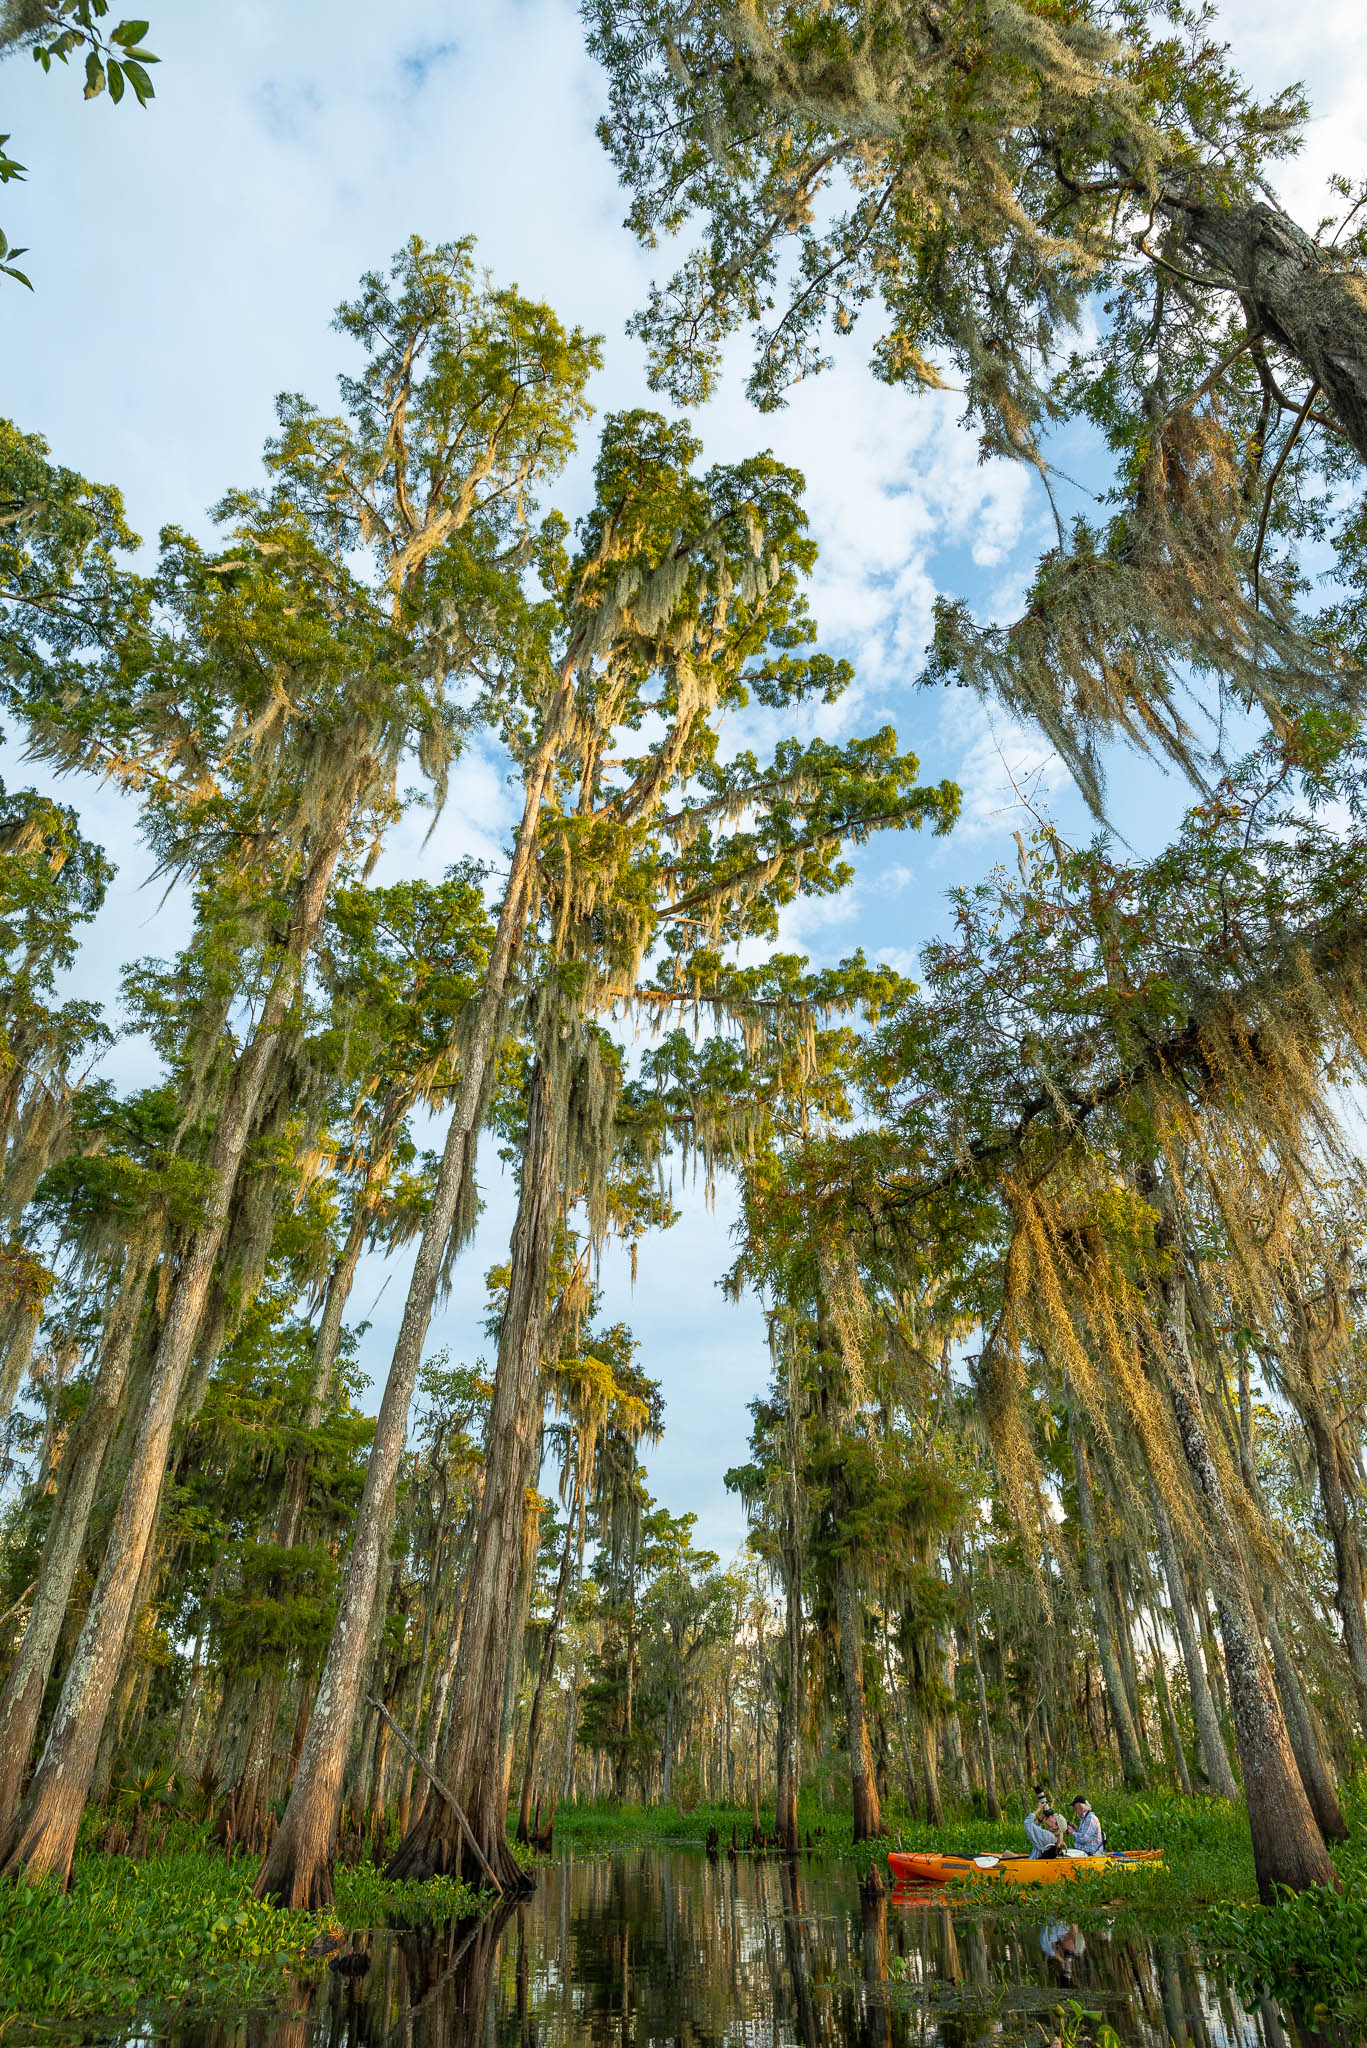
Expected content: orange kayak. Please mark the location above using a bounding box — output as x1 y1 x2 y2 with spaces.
888 1849 1162 1887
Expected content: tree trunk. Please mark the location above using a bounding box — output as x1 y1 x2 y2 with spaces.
1264 1599 1348 1843
921 1716 944 1827
0 1238 155 1836
386 1050 562 1891
832 1518 881 1841
962 1553 1000 1822
1110 1559 1153 1765
1167 193 1367 465
1146 1474 1239 1798
562 1654 580 1803
1144 1168 1336 1899
218 1218 372 1852
774 1542 802 1854
1144 1605 1194 1797
218 1665 284 1855
257 713 567 1911
275 1202 372 1554
1069 1417 1147 1787
0 829 339 1883
516 1509 575 1844
939 1629 969 1804
1294 1373 1367 1740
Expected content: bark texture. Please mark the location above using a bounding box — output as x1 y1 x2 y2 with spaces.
1265 1599 1348 1843
257 713 565 1910
773 1554 802 1855
386 1051 562 1890
1289 1359 1367 1739
515 1512 574 1844
1173 195 1367 464
1147 1474 1239 1798
1145 1170 1337 1899
1070 1417 1147 1788
0 832 339 1883
833 1519 881 1841
0 1241 154 1836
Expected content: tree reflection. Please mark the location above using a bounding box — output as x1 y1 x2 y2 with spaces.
146 1847 1307 2047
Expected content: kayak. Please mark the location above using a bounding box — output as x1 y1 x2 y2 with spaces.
888 1848 1162 1887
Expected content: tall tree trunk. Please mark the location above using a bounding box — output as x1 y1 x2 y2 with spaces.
1143 1168 1336 1899
1143 1603 1194 1797
1292 1369 1367 1739
562 1653 580 1803
1264 1598 1348 1844
275 1202 372 1553
831 1504 881 1841
1069 1417 1147 1787
961 1551 1000 1822
516 1509 575 1844
386 1050 562 1890
1146 1474 1239 1798
257 712 568 1911
218 1207 373 1846
774 1541 802 1854
0 830 340 1883
218 1666 284 1855
920 1716 944 1827
1110 1558 1153 1765
938 1629 969 1804
0 1238 155 1835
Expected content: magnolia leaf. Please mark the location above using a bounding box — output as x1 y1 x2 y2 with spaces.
112 20 151 46
83 51 106 99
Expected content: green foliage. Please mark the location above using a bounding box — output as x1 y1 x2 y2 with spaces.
0 1844 483 2020
0 3 159 285
331 1860 481 1931
1205 1866 1367 2034
0 1850 311 2019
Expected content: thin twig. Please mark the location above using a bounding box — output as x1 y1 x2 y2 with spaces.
1165 332 1259 420
366 1697 503 1894
0 1581 35 1629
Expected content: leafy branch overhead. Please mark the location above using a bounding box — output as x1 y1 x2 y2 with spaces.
0 2 158 286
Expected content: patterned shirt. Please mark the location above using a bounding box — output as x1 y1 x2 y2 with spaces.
1071 1809 1103 1856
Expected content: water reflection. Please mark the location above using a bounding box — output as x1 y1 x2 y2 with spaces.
109 1847 1336 2048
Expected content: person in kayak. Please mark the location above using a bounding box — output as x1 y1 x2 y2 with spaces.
1040 1920 1084 1985
1068 1796 1104 1856
1024 1790 1065 1858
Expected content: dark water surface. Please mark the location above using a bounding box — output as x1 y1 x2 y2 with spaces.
142 1847 1307 2047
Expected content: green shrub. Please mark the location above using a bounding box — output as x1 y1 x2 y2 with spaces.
1204 1857 1367 2037
0 1846 484 2022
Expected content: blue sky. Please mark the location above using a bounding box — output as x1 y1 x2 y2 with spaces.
2 0 1364 1557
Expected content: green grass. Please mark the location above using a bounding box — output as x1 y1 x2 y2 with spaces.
552 1786 1258 1904
0 1844 484 2025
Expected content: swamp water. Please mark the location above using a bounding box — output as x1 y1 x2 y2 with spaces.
93 1848 1315 2047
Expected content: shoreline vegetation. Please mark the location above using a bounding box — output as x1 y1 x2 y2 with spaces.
0 1834 487 2024
1 1790 1362 2033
